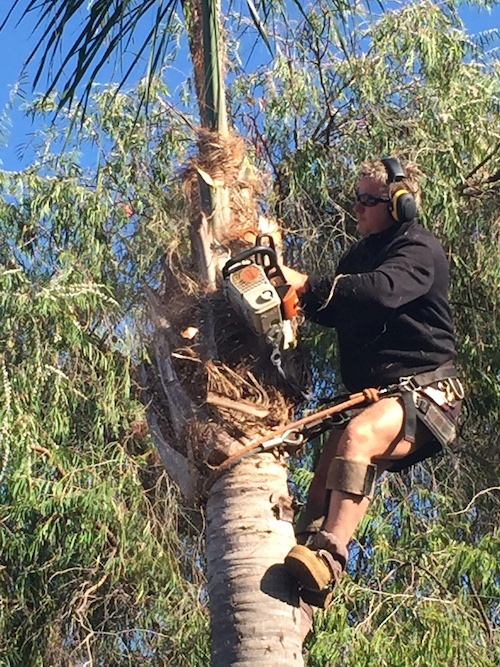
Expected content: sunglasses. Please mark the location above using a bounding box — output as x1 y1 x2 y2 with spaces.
355 191 390 207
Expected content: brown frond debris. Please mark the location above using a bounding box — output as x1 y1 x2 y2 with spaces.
182 129 266 245
143 279 310 467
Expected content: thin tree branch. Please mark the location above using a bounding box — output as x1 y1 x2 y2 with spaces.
464 142 500 181
448 487 500 516
30 444 66 477
469 578 495 644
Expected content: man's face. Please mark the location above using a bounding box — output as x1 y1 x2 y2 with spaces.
354 176 394 237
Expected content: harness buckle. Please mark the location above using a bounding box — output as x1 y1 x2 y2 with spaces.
398 375 422 393
400 373 465 402
329 411 352 426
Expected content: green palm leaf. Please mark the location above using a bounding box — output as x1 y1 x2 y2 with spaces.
1 0 361 111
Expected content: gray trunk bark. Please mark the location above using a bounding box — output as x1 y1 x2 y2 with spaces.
206 454 304 666
172 6 305 662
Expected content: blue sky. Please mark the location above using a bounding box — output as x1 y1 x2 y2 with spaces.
0 2 499 171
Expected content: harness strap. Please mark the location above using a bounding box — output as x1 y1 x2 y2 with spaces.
413 392 457 446
399 364 461 446
400 392 418 443
402 365 457 390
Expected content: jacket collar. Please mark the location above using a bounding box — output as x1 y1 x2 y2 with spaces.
365 218 415 244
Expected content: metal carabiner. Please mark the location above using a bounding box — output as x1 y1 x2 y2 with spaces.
280 428 305 454
280 429 305 448
260 428 304 452
449 377 465 401
260 434 287 451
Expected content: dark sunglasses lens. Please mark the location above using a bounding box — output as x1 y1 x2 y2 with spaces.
357 193 378 207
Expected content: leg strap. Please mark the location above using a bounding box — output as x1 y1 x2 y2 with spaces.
326 457 377 500
399 391 417 443
295 513 325 538
294 492 331 544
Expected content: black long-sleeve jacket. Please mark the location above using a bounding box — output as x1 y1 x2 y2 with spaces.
300 219 456 392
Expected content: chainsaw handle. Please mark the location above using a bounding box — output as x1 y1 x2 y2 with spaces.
222 245 278 279
256 233 276 252
276 283 300 319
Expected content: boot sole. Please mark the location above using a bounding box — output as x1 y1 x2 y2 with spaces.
300 586 334 609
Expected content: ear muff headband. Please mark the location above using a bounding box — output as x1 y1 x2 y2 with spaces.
381 156 417 223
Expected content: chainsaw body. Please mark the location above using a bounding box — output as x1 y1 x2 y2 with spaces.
222 239 298 350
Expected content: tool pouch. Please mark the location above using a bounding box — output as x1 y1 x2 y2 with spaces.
413 393 457 447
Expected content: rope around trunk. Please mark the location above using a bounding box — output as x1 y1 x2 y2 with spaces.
204 387 382 492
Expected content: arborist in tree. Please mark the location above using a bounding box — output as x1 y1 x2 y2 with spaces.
280 156 464 616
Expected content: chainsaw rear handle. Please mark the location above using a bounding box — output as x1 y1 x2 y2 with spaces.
256 233 276 252
222 245 280 279
276 283 300 320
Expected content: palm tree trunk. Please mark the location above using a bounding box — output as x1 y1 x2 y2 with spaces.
206 454 304 666
178 2 305 662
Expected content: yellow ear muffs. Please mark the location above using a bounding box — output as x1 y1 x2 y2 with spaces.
381 157 417 223
390 188 417 223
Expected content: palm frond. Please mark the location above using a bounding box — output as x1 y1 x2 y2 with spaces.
245 0 274 56
1 0 369 113
2 0 180 111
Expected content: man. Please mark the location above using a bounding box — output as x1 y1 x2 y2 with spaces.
281 157 463 619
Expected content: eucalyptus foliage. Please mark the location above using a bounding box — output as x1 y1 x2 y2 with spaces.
0 89 208 666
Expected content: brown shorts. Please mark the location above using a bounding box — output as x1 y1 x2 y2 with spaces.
386 399 462 473
331 396 462 474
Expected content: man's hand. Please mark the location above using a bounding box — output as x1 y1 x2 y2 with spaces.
281 265 309 295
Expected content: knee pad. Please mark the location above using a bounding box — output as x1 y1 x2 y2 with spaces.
326 457 377 500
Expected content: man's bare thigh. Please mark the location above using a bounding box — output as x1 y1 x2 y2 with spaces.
338 396 426 462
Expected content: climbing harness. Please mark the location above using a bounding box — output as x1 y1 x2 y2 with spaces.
205 366 464 490
398 365 464 446
222 235 300 381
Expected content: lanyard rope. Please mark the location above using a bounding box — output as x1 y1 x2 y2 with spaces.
204 386 389 491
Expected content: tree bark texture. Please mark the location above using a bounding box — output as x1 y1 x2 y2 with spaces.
206 454 304 667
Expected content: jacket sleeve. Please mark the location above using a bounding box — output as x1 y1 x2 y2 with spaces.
299 275 338 327
333 236 434 308
298 245 357 327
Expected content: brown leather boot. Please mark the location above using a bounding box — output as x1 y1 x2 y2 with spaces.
284 531 347 609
